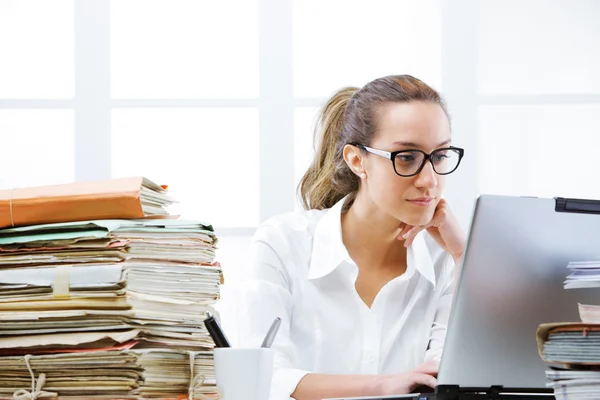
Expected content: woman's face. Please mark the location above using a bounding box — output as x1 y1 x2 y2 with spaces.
362 101 452 226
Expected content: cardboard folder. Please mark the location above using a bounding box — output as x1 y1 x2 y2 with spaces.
0 177 174 229
537 322 600 365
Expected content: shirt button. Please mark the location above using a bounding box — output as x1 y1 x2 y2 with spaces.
368 354 375 363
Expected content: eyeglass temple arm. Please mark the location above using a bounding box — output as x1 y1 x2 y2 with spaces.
362 146 392 160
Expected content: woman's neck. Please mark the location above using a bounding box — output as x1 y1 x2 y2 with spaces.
340 191 408 269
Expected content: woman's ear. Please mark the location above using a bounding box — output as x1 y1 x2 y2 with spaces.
343 144 367 179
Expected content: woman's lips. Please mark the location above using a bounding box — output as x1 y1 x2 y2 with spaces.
407 197 434 207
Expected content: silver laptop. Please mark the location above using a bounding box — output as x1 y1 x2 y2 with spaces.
438 194 600 388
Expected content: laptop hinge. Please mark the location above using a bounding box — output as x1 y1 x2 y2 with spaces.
434 385 460 400
487 385 503 397
555 197 600 214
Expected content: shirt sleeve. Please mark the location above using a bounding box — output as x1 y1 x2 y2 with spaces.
229 225 310 400
424 254 456 362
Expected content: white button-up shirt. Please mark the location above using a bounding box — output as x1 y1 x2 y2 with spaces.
229 196 455 399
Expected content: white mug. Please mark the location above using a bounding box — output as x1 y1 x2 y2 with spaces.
214 348 275 400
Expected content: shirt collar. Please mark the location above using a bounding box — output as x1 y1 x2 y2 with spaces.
307 196 437 288
408 230 437 288
308 196 350 280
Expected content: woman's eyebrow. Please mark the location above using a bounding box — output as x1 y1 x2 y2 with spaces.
391 139 452 148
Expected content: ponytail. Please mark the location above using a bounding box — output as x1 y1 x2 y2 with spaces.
299 87 359 210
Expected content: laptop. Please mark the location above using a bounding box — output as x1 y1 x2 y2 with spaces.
438 194 600 389
326 194 600 399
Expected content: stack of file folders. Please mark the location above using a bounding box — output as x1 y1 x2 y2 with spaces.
534 260 600 400
537 323 600 400
0 177 222 399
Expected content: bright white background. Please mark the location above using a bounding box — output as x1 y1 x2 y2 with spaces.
1 0 600 285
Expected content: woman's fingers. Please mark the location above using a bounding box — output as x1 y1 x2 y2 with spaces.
408 372 438 391
413 360 439 376
397 223 410 240
403 226 424 247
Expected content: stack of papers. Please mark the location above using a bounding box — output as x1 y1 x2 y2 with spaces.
545 366 600 400
564 261 600 289
136 349 218 399
0 350 142 400
0 216 222 398
540 324 600 364
535 262 600 398
537 324 600 399
0 349 219 400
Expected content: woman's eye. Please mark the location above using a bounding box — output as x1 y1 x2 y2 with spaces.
397 154 415 162
434 152 450 162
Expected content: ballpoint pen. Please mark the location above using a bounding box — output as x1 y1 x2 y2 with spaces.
260 317 281 348
204 311 231 348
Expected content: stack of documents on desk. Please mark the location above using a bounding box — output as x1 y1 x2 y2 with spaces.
0 348 218 399
0 191 222 398
538 323 600 364
0 218 221 350
536 261 600 398
136 349 217 399
564 261 600 289
544 366 600 400
537 323 600 399
0 350 142 400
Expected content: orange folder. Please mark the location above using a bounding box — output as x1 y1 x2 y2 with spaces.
0 177 172 229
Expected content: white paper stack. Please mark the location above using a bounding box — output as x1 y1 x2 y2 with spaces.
564 261 600 289
545 366 600 400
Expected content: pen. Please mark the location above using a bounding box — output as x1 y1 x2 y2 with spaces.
260 317 281 348
204 311 231 348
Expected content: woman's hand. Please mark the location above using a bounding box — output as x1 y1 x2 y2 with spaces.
373 360 438 395
398 198 466 265
292 361 438 400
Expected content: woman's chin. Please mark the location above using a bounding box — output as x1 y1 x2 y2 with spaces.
400 209 435 227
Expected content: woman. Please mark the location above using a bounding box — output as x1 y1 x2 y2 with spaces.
233 75 466 400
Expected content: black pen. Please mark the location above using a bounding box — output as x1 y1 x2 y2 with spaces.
204 311 231 348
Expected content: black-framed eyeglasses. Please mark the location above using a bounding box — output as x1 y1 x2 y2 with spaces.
351 143 465 177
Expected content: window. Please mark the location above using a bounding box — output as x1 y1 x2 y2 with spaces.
2 0 600 281
110 0 259 99
0 0 74 99
478 105 600 199
0 110 75 189
476 0 600 202
478 0 600 95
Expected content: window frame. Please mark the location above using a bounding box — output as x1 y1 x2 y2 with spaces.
1 0 599 233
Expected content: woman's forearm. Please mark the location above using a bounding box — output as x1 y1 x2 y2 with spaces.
291 373 383 400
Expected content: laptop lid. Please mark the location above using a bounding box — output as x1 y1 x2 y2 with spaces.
438 194 600 388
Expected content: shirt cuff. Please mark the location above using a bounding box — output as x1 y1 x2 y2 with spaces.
424 347 443 363
270 367 310 400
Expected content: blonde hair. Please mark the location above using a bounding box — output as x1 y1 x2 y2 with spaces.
298 75 448 210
